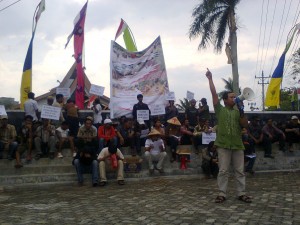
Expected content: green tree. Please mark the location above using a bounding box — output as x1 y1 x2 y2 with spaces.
176 98 190 111
288 48 300 85
189 0 241 94
266 88 298 111
218 77 241 99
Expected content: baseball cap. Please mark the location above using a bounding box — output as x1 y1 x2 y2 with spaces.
104 118 112 124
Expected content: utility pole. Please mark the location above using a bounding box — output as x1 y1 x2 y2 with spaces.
255 71 269 111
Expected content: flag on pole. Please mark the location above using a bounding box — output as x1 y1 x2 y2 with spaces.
20 0 45 109
115 19 137 52
265 24 300 107
65 1 88 109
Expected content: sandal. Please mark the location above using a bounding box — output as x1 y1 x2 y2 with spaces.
215 196 226 203
238 195 252 203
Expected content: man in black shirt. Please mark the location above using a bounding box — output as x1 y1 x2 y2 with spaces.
132 94 151 128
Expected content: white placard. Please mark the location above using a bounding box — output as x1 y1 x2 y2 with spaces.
150 104 166 116
202 132 216 144
89 84 105 96
165 91 175 101
56 88 70 98
137 110 149 121
41 105 61 121
186 91 194 100
0 105 7 115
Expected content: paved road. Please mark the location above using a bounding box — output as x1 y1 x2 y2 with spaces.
0 172 299 225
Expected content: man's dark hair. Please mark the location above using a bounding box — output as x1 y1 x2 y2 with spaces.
24 115 33 121
28 92 35 99
61 121 68 126
222 91 234 100
137 94 143 99
56 94 63 100
108 142 117 154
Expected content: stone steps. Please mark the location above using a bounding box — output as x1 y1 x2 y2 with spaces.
1 144 300 187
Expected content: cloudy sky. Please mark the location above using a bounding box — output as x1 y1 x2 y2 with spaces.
0 0 299 111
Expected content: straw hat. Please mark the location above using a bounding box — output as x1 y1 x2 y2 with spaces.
167 117 181 126
147 129 162 137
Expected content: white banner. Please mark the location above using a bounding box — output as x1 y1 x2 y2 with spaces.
186 91 194 100
41 105 61 121
202 132 216 145
89 84 105 96
0 105 7 115
150 104 165 116
110 36 169 119
56 88 70 98
165 91 175 101
137 110 149 121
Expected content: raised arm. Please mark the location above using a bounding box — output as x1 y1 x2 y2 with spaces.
205 69 218 106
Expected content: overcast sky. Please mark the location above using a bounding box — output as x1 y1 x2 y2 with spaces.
0 0 299 111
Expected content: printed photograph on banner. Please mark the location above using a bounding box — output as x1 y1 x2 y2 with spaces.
165 91 175 101
202 132 216 145
110 36 169 119
89 84 105 96
137 110 149 121
150 104 165 116
41 105 61 121
186 91 194 100
56 88 70 98
0 105 7 115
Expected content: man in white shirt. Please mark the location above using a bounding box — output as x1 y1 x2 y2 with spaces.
144 129 167 175
97 142 125 186
24 92 39 122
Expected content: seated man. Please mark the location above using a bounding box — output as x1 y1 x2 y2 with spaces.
76 116 98 153
56 121 76 158
0 115 23 168
34 118 56 160
201 141 218 179
262 118 286 153
21 115 34 161
117 118 135 154
73 146 99 187
97 142 125 186
242 128 256 174
248 116 274 158
180 119 193 145
193 118 212 154
285 115 300 152
133 119 149 156
165 117 181 162
144 129 167 175
98 118 118 154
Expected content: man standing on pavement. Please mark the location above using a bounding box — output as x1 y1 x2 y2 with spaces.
206 69 252 203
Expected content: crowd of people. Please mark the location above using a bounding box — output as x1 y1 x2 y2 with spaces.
0 86 299 200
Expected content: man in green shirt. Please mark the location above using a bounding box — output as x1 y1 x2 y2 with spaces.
206 69 252 203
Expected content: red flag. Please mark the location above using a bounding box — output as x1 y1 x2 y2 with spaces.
66 2 88 109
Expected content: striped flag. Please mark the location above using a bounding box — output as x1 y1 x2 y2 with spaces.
265 23 300 107
115 19 137 52
20 0 45 109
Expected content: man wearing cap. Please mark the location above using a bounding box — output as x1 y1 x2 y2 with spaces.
0 115 23 168
165 117 181 162
132 94 151 129
98 118 118 154
24 92 39 122
144 129 167 175
76 116 98 153
98 142 125 186
285 116 300 152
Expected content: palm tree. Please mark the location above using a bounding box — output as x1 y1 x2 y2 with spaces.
189 0 241 95
176 98 190 111
218 77 234 99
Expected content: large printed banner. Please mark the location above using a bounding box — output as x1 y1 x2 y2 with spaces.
110 36 169 119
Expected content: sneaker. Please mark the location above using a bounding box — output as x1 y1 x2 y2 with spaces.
99 181 107 186
118 180 125 185
57 152 63 158
73 152 77 157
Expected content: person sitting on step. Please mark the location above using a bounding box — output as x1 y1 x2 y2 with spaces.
165 117 181 163
56 121 76 158
98 142 125 186
34 118 56 160
144 129 167 175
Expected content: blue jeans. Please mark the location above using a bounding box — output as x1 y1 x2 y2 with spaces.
98 137 118 154
0 141 18 159
73 159 99 184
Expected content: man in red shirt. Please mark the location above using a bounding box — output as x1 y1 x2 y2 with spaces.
98 119 118 154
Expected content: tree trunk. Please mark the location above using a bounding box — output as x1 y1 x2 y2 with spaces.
229 10 239 95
